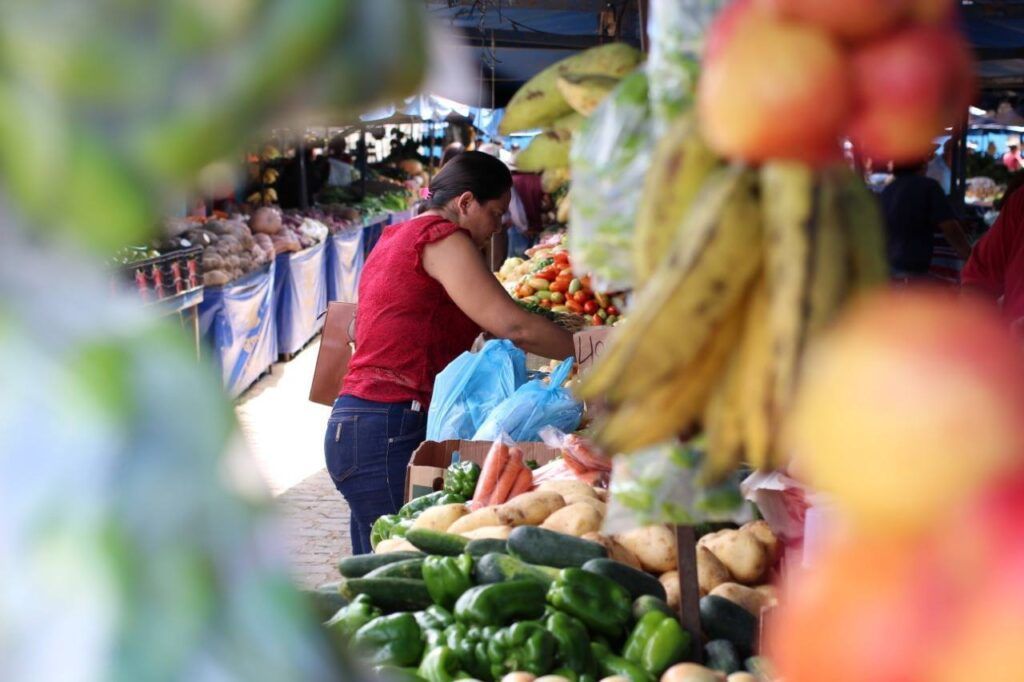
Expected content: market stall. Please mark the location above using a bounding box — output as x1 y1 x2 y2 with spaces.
198 261 278 398
362 214 390 260
326 225 365 304
274 239 329 358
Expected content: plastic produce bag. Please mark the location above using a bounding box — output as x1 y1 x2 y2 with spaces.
568 70 655 292
603 440 752 535
473 358 582 442
427 340 527 441
647 0 728 133
536 426 612 487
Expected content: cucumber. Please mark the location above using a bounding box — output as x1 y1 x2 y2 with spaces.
632 595 677 622
507 526 607 568
582 558 667 602
338 551 423 578
474 552 561 586
699 595 758 657
466 538 508 558
705 639 741 675
305 582 348 621
364 557 425 579
341 578 433 612
405 529 470 556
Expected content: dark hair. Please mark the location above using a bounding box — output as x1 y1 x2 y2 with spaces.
426 151 513 209
440 142 465 167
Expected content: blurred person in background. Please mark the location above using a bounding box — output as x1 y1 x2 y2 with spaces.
927 140 954 195
440 142 464 167
508 171 545 258
325 141 357 188
962 176 1024 333
1003 144 1022 171
987 141 998 158
325 152 573 553
881 158 972 281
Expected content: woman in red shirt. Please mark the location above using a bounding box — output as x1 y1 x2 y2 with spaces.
325 152 574 553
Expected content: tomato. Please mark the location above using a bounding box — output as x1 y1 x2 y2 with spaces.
581 276 592 289
539 299 553 309
553 251 570 265
559 266 573 277
573 291 591 304
549 279 569 294
583 300 599 315
536 268 559 282
566 300 584 314
516 285 535 298
606 305 620 317
550 292 566 304
591 314 604 326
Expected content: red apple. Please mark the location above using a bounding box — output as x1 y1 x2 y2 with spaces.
849 26 976 163
698 17 850 164
787 290 1024 531
756 0 912 43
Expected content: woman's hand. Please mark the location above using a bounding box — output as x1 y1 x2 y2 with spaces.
422 230 575 360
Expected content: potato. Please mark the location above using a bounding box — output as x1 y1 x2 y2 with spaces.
743 520 781 564
563 495 607 516
592 487 609 502
755 584 779 609
496 490 565 527
537 677 572 682
599 677 631 682
697 547 733 596
448 507 502 535
726 674 757 682
374 538 420 554
615 525 677 573
660 663 725 682
501 674 535 682
461 525 513 540
710 582 769 616
541 503 603 537
411 503 468 532
539 480 598 500
701 529 768 585
659 571 681 611
583 533 645 570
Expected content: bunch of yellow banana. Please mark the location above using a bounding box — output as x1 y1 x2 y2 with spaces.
502 43 643 184
576 122 887 479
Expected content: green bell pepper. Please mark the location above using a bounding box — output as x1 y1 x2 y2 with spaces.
370 514 415 548
590 642 653 682
443 623 498 681
414 606 455 648
352 613 425 667
455 582 547 627
325 593 382 641
486 621 557 679
547 568 632 638
444 461 481 499
423 554 474 610
623 611 690 676
399 491 465 519
546 611 594 675
372 666 426 682
418 647 464 682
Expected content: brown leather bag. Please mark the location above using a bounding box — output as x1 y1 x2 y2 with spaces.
309 302 358 406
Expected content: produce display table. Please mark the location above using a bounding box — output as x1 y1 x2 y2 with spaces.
274 240 328 357
147 286 205 361
326 227 364 304
361 214 389 260
198 261 277 398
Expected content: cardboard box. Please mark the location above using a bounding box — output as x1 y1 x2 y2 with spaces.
406 440 562 502
573 327 613 374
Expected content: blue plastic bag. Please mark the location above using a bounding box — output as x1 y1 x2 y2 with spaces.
426 339 527 441
473 358 583 442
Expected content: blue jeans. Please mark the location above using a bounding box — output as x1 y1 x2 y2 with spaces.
324 395 427 555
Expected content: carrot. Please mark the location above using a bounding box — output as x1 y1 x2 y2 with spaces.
472 441 510 508
508 465 534 500
488 447 524 506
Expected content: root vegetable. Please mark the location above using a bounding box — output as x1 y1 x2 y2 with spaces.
541 503 603 537
726 674 756 682
697 547 732 596
661 663 725 682
461 525 513 540
448 507 502 535
502 673 536 682
701 529 768 585
374 538 420 554
563 495 607 516
659 571 681 611
411 504 468 532
539 480 599 499
582 533 643 570
710 582 770 616
754 584 779 609
742 520 781 564
614 525 677 573
496 490 565 527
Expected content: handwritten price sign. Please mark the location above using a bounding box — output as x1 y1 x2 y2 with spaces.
573 327 613 374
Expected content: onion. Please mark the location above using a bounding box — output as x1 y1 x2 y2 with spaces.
250 207 282 235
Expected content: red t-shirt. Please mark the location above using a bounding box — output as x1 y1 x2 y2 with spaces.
342 215 481 406
962 189 1024 322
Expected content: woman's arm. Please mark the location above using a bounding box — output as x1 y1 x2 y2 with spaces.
422 231 575 360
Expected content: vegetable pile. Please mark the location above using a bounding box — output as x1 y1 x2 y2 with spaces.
498 240 625 328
